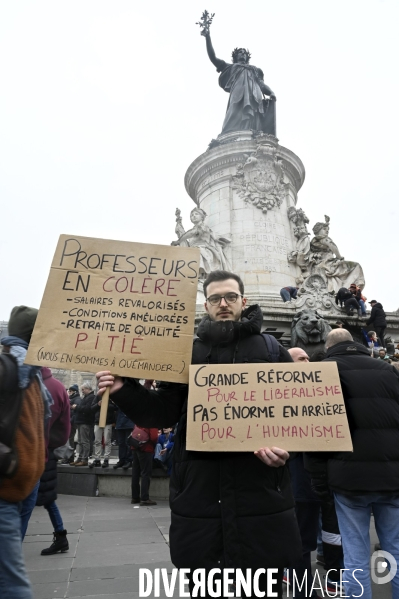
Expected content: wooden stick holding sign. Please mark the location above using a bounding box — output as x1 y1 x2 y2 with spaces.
98 387 110 428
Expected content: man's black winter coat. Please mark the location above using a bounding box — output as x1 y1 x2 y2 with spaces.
68 390 81 424
305 341 399 495
110 305 302 571
74 391 95 425
366 302 387 328
91 394 116 425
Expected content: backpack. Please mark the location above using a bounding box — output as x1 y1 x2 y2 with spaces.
341 288 352 300
128 426 149 450
261 333 281 362
0 354 24 477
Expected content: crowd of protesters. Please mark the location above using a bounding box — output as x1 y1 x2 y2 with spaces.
63 379 175 468
60 378 177 508
2 273 399 599
281 280 397 362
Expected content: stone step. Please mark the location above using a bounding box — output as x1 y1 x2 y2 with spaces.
57 464 170 500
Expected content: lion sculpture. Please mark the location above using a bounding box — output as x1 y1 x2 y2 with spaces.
291 309 332 354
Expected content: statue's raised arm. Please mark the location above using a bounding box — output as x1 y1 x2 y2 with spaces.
204 31 228 72
196 10 276 136
196 11 227 72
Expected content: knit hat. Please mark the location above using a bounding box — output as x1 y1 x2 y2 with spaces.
69 384 79 392
369 300 377 304
8 305 38 343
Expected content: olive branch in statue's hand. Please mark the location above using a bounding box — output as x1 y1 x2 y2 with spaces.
196 10 215 36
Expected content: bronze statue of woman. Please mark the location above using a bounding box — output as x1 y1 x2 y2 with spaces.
198 11 276 135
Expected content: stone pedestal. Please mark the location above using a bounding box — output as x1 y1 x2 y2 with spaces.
184 132 305 308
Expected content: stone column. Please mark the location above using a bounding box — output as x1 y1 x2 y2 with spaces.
184 132 305 305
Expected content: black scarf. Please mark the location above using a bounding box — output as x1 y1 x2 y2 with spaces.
196 304 263 347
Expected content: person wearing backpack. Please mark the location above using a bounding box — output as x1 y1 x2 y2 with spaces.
129 424 159 506
335 287 360 316
97 270 301 599
0 306 49 599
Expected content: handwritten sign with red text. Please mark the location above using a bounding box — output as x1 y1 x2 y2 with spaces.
187 362 352 451
26 235 200 383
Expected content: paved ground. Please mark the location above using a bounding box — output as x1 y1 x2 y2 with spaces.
24 494 392 599
24 495 173 599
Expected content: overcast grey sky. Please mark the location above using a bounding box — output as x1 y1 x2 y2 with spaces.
0 0 398 319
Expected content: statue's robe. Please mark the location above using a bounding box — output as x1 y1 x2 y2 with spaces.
310 237 366 292
217 63 275 135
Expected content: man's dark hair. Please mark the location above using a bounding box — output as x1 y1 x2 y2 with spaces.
309 349 327 362
203 270 245 298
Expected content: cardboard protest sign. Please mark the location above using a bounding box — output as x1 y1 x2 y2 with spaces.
187 362 352 451
26 235 200 383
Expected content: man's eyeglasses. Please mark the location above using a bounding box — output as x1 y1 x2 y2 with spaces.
206 293 243 306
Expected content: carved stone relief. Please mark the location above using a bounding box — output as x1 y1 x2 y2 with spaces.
295 274 339 313
232 142 288 214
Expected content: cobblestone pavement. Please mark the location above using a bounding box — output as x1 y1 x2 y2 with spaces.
24 494 392 598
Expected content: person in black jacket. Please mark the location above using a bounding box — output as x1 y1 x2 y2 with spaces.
366 300 387 346
348 284 367 317
305 328 399 599
113 408 134 470
71 382 95 466
96 270 302 598
286 349 343 597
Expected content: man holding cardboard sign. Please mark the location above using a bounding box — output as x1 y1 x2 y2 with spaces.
97 270 302 598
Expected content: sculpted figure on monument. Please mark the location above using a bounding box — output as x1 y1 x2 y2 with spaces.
172 207 231 277
197 11 276 135
287 213 365 311
287 207 311 274
309 216 365 292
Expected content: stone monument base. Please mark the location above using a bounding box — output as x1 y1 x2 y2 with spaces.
195 301 399 352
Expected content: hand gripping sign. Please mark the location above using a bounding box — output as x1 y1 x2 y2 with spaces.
26 235 200 425
187 362 353 451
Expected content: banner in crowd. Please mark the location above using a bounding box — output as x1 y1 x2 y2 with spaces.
187 362 353 451
26 235 200 383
